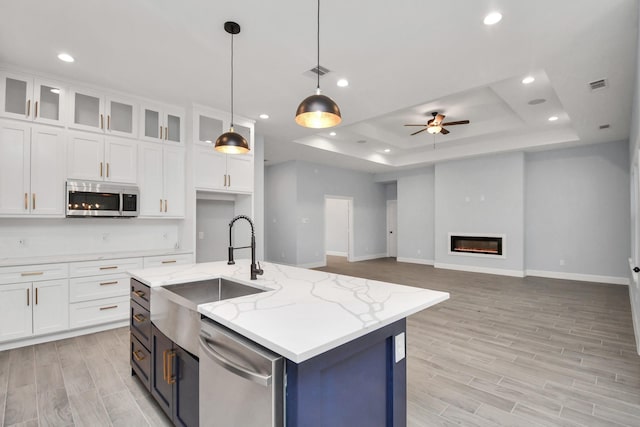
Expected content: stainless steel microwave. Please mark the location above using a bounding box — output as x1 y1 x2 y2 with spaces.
66 181 139 217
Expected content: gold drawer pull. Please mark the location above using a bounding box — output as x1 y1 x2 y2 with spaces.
133 313 146 323
100 281 118 286
99 266 118 270
132 350 145 362
133 290 145 298
162 349 168 381
27 288 30 306
24 193 28 210
35 101 38 118
167 350 176 384
32 193 36 210
161 260 176 264
99 305 118 311
21 271 44 277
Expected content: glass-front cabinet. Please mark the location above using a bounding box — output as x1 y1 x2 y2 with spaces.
0 71 65 126
140 104 184 144
70 88 137 138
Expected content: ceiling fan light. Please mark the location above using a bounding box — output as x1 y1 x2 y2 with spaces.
214 129 250 154
295 93 342 128
427 125 442 134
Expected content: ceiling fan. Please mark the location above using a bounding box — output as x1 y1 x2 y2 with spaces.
405 112 470 136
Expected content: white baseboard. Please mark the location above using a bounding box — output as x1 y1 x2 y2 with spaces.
397 257 435 266
350 253 387 262
326 251 347 257
525 269 630 286
435 262 525 278
0 320 128 352
298 261 327 269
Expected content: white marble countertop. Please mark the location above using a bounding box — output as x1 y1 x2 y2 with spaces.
129 259 449 363
0 249 193 267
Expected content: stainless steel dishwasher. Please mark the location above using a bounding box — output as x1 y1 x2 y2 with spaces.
199 318 284 427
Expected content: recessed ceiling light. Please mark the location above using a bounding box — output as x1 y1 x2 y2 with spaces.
337 79 349 87
384 149 391 153
50 88 61 94
522 76 535 84
259 114 269 119
329 131 337 136
205 140 212 144
57 53 74 63
483 12 502 26
548 116 559 122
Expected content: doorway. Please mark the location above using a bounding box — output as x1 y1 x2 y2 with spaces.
324 196 354 263
387 200 397 257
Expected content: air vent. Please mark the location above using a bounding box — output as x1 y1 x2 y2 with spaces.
589 78 608 91
528 98 546 105
356 140 367 144
310 65 330 76
599 124 611 130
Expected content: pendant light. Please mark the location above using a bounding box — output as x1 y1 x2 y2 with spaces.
215 21 250 154
295 0 341 129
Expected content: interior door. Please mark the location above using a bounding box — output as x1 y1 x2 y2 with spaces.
387 200 397 257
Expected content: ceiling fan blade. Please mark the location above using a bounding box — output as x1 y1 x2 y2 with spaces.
433 114 445 126
441 120 470 126
440 128 450 135
404 124 427 126
410 128 429 136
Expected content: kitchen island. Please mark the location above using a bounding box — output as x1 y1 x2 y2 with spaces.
129 259 449 426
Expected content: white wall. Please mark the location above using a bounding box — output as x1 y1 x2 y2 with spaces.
264 161 298 265
0 218 180 258
525 140 630 282
254 134 265 260
385 182 397 201
434 152 525 275
397 167 435 264
196 200 235 262
325 198 349 256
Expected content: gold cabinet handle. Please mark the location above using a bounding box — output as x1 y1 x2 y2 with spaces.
24 193 28 210
133 289 145 298
159 126 163 140
165 126 168 140
132 350 145 362
100 162 103 177
167 350 176 384
133 313 146 323
99 280 118 286
164 199 167 213
100 114 104 129
161 260 176 264
160 199 163 212
26 288 30 306
223 174 226 187
162 349 168 381
35 287 38 305
106 163 110 178
99 305 118 311
34 101 38 118
32 193 35 211
228 174 231 187
26 99 31 117
107 115 110 130
99 266 117 270
21 271 43 277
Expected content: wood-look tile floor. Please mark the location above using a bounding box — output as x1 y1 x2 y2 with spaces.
1 257 639 426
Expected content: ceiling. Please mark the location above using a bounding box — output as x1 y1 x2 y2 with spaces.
0 0 637 173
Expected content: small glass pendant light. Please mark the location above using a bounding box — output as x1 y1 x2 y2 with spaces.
295 0 341 129
215 21 250 154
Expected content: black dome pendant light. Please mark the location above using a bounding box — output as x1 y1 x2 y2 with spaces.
295 0 341 129
215 21 250 154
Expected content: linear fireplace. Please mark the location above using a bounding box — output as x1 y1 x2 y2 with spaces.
449 234 505 257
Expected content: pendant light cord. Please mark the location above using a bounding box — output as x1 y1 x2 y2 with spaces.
230 31 235 128
316 0 320 91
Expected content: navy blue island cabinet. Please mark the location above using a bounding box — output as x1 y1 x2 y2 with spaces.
285 319 407 427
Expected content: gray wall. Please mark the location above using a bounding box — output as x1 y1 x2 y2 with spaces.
526 142 630 278
397 167 435 263
254 134 265 260
434 152 525 273
264 161 298 265
385 182 398 201
325 198 349 255
196 200 235 262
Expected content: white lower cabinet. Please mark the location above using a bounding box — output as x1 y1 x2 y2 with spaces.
143 253 193 268
69 295 129 329
138 143 185 217
0 278 69 342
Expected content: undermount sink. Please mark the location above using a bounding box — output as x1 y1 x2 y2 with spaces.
162 277 266 306
152 278 267 357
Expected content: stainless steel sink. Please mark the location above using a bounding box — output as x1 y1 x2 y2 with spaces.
151 278 267 356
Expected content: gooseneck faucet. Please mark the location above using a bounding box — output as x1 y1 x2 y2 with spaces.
227 215 263 280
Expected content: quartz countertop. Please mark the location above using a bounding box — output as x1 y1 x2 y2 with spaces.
129 259 449 363
0 249 193 267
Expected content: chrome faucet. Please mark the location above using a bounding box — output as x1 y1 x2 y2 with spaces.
227 215 263 280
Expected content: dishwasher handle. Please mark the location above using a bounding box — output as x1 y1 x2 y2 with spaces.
199 335 272 387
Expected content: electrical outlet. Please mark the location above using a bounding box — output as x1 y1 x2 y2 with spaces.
559 259 565 266
162 232 168 240
417 249 421 255
18 238 26 247
102 233 109 242
281 251 285 259
198 231 204 240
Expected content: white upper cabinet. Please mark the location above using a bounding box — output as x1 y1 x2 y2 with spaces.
138 142 185 217
70 88 137 137
140 103 184 144
0 120 66 217
67 132 137 183
0 71 65 126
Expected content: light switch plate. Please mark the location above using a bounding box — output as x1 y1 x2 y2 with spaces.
395 332 406 363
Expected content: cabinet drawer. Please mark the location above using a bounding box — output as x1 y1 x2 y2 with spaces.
69 274 129 303
69 258 143 278
142 253 193 269
131 333 151 391
0 263 68 284
69 296 128 329
130 300 151 348
130 278 150 311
